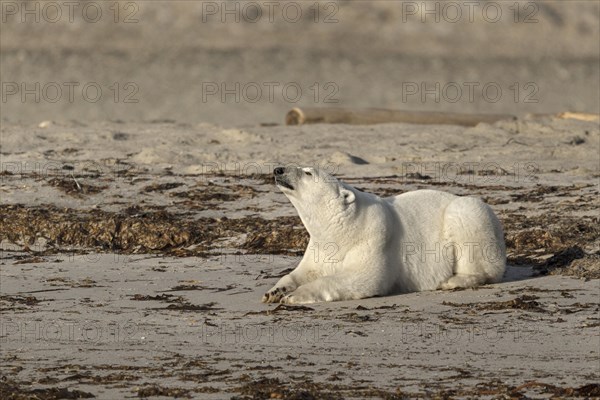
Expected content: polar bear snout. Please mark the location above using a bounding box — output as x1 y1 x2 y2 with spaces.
274 166 295 190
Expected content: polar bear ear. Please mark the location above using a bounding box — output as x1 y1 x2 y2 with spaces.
341 189 355 205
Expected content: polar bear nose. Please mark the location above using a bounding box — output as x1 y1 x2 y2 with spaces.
274 167 285 176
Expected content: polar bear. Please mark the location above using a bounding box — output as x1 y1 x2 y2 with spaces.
262 166 506 304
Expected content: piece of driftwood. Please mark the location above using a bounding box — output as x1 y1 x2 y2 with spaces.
285 107 516 127
556 112 599 122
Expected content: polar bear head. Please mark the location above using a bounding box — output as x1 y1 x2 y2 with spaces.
273 166 357 237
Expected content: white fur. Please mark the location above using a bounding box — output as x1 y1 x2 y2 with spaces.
262 167 506 304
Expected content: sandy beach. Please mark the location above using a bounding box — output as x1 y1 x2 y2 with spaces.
1 1 599 399
1 116 599 398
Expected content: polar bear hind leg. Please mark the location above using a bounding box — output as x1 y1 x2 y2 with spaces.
439 196 506 290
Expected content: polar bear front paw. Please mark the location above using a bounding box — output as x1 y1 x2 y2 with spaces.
280 288 320 304
262 286 290 303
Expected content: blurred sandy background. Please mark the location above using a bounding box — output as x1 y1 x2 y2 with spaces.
1 0 599 126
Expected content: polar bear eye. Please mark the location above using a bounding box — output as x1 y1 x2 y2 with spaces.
304 171 313 176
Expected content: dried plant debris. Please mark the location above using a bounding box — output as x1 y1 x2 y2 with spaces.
504 214 598 249
37 363 164 374
45 277 97 288
340 313 379 323
233 378 343 400
444 296 597 316
443 295 546 313
502 214 600 278
560 251 600 278
259 268 295 279
1 203 598 277
0 204 307 256
0 378 95 400
184 172 272 185
245 304 314 316
136 385 192 398
542 246 587 269
48 177 107 197
510 382 600 398
163 301 221 312
129 293 219 311
130 293 184 302
242 217 308 255
507 286 579 295
12 256 47 264
0 295 44 311
248 173 276 185
230 378 600 400
271 304 314 312
509 184 569 202
169 183 258 209
61 372 139 384
0 295 41 306
142 182 185 192
165 284 206 291
0 205 220 254
356 304 401 311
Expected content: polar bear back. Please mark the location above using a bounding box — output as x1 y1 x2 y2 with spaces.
385 189 462 291
386 189 458 238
